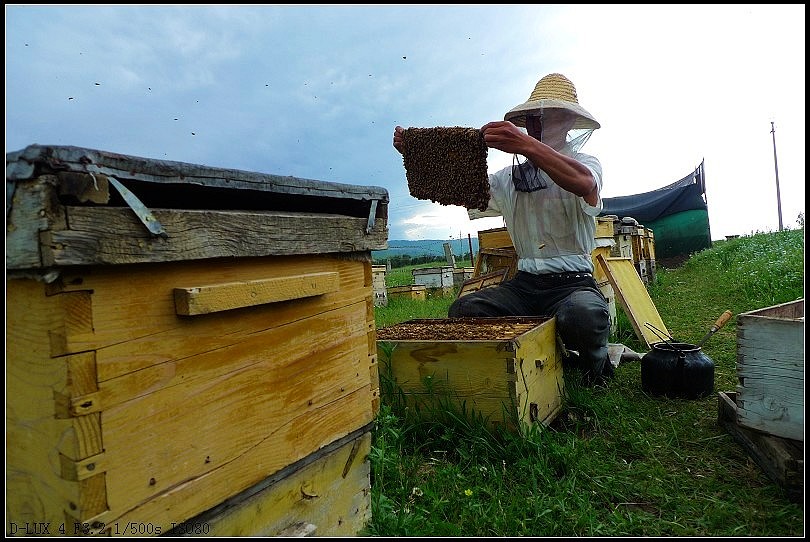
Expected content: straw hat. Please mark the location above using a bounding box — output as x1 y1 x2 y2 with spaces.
504 73 600 130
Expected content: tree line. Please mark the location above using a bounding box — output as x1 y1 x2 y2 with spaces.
372 252 473 269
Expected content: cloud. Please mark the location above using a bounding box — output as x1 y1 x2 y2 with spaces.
5 5 804 241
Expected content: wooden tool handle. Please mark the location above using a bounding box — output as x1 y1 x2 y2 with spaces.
712 310 733 331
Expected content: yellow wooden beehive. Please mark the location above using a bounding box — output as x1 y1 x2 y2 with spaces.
387 284 427 301
6 144 389 537
376 317 563 430
371 265 388 307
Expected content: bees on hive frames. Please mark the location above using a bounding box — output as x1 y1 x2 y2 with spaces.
401 127 490 211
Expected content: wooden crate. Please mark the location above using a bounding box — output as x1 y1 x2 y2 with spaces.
387 285 426 301
718 391 802 502
735 299 804 441
166 429 372 537
456 269 508 299
452 267 475 288
376 317 563 430
412 266 454 291
595 216 617 239
372 265 388 307
630 231 645 266
472 247 518 280
477 227 513 250
612 234 634 259
5 144 389 536
634 259 651 285
642 227 656 261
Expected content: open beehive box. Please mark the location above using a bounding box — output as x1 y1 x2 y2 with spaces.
376 317 563 430
6 144 388 536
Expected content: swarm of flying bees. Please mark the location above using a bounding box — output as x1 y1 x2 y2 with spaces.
401 127 490 211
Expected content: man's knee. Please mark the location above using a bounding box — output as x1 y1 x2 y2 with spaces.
557 293 609 334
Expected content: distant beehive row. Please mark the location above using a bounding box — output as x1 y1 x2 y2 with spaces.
402 127 490 211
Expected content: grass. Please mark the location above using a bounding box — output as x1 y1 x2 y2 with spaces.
363 228 805 537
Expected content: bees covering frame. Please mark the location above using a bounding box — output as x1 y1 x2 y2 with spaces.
401 127 490 211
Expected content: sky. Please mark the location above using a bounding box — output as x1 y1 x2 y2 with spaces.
6 5 806 243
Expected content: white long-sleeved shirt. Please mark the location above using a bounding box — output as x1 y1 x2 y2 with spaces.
470 153 603 274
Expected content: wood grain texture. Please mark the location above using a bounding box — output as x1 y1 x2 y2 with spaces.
378 317 561 430
6 254 378 533
718 391 802 502
596 254 669 347
6 175 66 269
173 272 340 315
45 255 365 376
6 279 106 530
8 144 388 201
40 207 387 267
168 431 372 537
735 299 804 441
7 145 389 270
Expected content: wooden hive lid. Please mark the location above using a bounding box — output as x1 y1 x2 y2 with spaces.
6 144 390 272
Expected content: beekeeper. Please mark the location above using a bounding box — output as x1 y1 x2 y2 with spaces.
393 72 612 385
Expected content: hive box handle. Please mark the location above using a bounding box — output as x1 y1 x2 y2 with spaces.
174 272 339 316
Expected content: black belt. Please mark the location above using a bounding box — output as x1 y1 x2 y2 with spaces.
537 272 592 280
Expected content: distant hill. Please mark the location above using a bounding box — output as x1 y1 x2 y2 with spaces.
372 238 479 260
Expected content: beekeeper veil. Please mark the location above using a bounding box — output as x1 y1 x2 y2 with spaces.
504 73 599 158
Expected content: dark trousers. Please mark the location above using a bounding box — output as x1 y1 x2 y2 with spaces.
448 271 613 383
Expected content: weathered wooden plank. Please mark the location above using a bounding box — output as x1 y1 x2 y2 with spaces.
7 144 390 270
8 144 389 201
6 175 66 269
738 322 804 357
98 300 371 407
53 351 100 419
380 340 516 397
97 329 373 519
736 299 804 441
737 365 804 385
717 392 803 503
742 299 804 319
29 207 386 267
48 290 94 357
173 272 340 315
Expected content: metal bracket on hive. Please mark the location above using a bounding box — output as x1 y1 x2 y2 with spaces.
86 165 168 239
365 199 378 234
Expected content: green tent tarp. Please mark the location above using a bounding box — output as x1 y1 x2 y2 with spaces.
600 160 711 266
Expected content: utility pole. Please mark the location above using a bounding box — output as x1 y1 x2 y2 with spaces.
770 121 783 231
